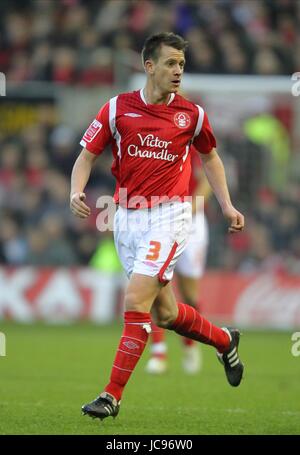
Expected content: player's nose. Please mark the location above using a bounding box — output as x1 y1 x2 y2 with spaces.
173 70 181 79
173 63 183 75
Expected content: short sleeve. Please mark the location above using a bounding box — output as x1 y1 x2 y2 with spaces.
192 111 217 154
80 102 112 155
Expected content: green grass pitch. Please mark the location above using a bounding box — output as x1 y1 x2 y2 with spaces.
0 322 299 435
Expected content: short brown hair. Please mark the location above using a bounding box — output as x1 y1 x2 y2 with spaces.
142 32 188 64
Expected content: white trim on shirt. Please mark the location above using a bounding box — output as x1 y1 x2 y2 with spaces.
109 96 122 158
193 105 205 138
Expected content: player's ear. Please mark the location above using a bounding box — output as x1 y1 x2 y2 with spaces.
144 59 155 75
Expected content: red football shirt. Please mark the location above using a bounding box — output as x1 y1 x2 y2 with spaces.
80 89 216 207
189 146 203 196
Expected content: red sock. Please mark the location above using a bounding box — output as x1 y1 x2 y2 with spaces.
182 302 202 347
151 323 165 344
104 311 151 401
183 337 194 347
171 303 230 352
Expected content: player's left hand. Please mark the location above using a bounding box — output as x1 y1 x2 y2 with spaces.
222 205 245 234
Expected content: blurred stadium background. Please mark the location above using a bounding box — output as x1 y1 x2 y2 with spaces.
0 0 299 327
0 0 300 435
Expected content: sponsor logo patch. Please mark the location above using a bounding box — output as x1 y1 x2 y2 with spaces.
174 112 191 129
83 119 102 142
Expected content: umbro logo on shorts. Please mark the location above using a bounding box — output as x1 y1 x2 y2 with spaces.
142 261 158 268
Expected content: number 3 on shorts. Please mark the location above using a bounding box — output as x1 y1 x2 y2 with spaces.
146 241 161 261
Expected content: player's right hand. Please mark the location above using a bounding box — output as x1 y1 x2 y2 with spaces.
70 192 91 218
222 204 245 234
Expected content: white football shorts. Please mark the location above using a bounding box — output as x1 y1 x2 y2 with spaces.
113 201 192 283
175 210 209 279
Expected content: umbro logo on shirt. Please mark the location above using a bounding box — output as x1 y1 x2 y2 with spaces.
124 113 142 117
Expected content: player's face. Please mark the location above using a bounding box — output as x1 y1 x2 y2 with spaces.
149 45 185 94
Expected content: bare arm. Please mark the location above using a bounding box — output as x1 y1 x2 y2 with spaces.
201 148 244 233
70 147 98 218
192 169 212 214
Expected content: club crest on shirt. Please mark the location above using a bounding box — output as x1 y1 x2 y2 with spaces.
83 119 102 142
174 112 191 129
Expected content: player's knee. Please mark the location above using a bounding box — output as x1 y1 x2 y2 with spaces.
156 308 177 328
184 296 197 308
124 292 142 312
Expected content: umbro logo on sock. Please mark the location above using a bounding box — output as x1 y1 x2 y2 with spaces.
123 340 139 350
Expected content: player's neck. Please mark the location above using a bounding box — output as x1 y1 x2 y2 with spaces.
142 85 172 105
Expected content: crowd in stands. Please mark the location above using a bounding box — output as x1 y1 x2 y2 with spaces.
0 118 115 267
0 0 299 273
0 0 299 85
